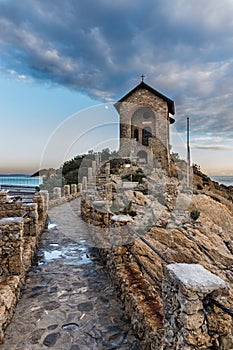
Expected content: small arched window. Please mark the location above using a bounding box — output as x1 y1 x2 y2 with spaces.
142 127 152 146
134 128 139 141
137 150 148 163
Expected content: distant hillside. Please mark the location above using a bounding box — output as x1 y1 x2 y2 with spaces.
193 164 233 211
31 168 59 177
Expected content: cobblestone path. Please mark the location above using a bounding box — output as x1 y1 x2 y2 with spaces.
1 199 141 350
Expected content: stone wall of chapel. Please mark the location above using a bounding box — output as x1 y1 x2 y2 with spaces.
118 87 171 170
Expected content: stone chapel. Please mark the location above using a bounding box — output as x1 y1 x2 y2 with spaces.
115 79 175 171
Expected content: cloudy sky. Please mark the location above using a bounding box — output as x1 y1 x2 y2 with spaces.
0 0 233 175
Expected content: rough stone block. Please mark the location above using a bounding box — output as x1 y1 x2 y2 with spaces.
167 263 228 294
64 185 70 197
53 187 61 200
163 263 231 349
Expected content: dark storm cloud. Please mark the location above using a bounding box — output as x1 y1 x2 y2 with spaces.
1 0 233 142
0 0 144 95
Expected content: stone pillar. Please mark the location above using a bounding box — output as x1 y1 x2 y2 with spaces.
95 152 101 164
71 184 77 195
22 203 38 236
33 195 45 223
105 162 110 176
162 263 232 350
105 183 112 201
95 153 100 165
87 167 93 183
39 190 49 211
92 160 97 177
110 214 134 248
0 217 24 276
53 187 61 200
0 192 7 204
64 185 70 197
78 183 83 193
82 177 87 190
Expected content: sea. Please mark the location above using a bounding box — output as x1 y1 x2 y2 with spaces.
0 174 232 188
0 174 43 188
210 176 233 187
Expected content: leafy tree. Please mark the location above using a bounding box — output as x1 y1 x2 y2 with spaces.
101 148 111 161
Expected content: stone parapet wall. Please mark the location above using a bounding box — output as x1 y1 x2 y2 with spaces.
0 192 7 204
0 276 21 343
81 196 111 227
40 190 49 211
0 202 25 219
48 184 81 208
22 203 38 236
0 217 25 277
33 196 48 236
0 191 47 344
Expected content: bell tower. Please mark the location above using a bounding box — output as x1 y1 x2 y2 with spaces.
115 78 175 171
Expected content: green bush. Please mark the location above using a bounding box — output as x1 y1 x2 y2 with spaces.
190 209 200 221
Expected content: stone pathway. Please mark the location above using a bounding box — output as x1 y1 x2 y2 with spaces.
1 199 141 349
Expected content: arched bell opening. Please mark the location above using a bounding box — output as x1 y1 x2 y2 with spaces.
142 127 152 146
131 107 155 145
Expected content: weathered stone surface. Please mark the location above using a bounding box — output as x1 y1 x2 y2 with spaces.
207 312 232 334
0 193 7 203
29 328 46 344
178 293 202 314
178 312 205 330
182 328 211 347
0 217 24 225
43 332 60 347
167 263 228 293
77 302 93 312
111 214 133 223
70 345 80 350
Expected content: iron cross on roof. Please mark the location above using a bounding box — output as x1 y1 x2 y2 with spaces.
140 74 145 82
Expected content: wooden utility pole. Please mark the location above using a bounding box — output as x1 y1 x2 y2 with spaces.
187 117 191 188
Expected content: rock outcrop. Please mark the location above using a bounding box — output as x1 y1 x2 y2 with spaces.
81 164 233 348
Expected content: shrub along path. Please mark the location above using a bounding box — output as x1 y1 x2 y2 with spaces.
1 199 141 350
